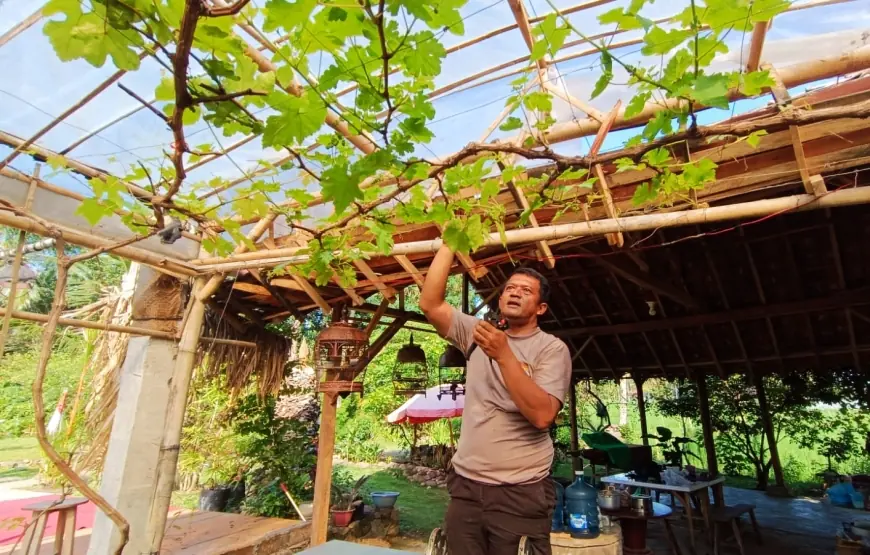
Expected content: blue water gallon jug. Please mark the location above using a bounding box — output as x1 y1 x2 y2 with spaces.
552 480 565 531
564 472 600 539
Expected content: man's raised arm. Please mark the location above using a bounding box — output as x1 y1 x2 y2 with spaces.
419 245 456 337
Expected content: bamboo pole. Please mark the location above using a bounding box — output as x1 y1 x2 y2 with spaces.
0 307 255 348
0 209 197 279
146 277 208 553
0 6 43 49
0 167 39 364
196 187 870 272
568 381 580 474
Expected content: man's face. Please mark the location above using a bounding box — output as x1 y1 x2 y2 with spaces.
498 273 548 322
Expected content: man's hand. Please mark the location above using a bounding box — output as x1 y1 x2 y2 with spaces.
472 321 514 364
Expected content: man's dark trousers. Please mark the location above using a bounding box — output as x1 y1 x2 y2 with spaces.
445 469 554 555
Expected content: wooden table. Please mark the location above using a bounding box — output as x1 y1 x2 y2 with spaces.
601 472 725 553
20 497 87 555
600 502 672 555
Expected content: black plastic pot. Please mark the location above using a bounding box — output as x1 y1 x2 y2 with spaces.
199 486 231 512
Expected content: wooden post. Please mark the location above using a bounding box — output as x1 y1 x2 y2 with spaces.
462 272 470 314
754 373 789 495
146 277 207 554
311 391 338 546
0 166 39 364
568 380 581 474
634 377 649 446
695 373 723 506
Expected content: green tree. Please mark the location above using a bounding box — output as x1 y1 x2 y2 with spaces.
652 373 836 490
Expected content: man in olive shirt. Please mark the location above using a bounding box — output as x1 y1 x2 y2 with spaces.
420 246 572 555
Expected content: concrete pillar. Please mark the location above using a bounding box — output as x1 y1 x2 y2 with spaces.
89 265 184 555
88 336 177 555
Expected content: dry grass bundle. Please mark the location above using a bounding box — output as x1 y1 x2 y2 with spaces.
196 308 292 397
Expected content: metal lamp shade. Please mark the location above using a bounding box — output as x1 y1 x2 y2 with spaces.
393 335 429 396
314 320 369 393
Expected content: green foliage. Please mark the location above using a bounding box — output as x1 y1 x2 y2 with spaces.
0 341 85 437
643 426 700 468
37 0 796 282
651 372 865 489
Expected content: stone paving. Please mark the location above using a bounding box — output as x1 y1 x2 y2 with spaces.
644 485 869 554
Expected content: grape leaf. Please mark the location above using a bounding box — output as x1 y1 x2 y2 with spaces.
76 198 112 226
532 13 570 58
740 70 775 96
263 0 318 32
499 116 523 132
641 26 692 56
632 183 657 206
262 89 327 147
320 163 362 214
624 91 651 119
523 91 552 112
746 129 768 149
690 74 730 108
591 50 613 99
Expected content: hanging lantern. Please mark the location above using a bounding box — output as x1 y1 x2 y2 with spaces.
437 345 466 400
393 334 429 396
314 318 369 394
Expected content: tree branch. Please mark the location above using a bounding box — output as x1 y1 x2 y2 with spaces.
190 88 267 105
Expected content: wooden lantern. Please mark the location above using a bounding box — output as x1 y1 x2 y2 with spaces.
392 334 429 396
314 320 369 394
437 344 466 400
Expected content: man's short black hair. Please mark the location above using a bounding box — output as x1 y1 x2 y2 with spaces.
509 267 550 303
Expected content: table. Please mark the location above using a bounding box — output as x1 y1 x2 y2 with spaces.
20 497 87 555
600 502 672 555
601 472 726 553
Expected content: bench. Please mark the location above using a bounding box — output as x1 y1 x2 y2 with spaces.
710 503 763 555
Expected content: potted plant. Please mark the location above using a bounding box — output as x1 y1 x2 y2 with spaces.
644 426 701 470
330 474 370 527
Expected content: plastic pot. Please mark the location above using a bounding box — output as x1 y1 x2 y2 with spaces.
370 491 400 509
331 508 354 527
199 486 230 512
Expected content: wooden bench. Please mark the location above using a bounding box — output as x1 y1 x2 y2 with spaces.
710 503 762 555
19 497 87 555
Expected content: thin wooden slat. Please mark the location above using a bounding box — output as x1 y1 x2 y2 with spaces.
290 274 332 312
592 165 624 248
333 276 365 306
789 125 813 193
393 255 426 288
353 259 398 300
544 83 606 122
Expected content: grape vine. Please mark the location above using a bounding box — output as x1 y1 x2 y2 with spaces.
37 0 792 284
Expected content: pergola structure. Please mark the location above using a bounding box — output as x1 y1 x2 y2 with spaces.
1 0 870 552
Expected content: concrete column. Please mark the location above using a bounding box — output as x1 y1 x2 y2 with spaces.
88 336 177 555
89 265 184 555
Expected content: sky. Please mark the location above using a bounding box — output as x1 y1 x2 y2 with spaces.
0 0 868 208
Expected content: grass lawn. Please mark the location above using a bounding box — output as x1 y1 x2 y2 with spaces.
342 464 449 538
0 466 38 482
0 437 41 463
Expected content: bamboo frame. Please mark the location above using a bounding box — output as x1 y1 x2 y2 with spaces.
746 20 770 72
0 6 44 48
0 167 39 365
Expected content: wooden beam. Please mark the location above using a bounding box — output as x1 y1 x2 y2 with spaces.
746 20 770 72
809 174 828 197
592 165 624 247
353 259 398 300
332 276 365 306
219 294 265 328
789 125 814 194
503 170 557 268
394 255 426 288
205 300 247 334
828 223 861 372
553 288 870 337
289 274 332 313
252 270 305 320
354 303 429 325
579 247 698 309
364 299 391 337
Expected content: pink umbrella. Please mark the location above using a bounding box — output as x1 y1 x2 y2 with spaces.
387 385 464 425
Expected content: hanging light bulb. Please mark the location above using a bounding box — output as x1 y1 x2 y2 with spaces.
646 301 657 316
